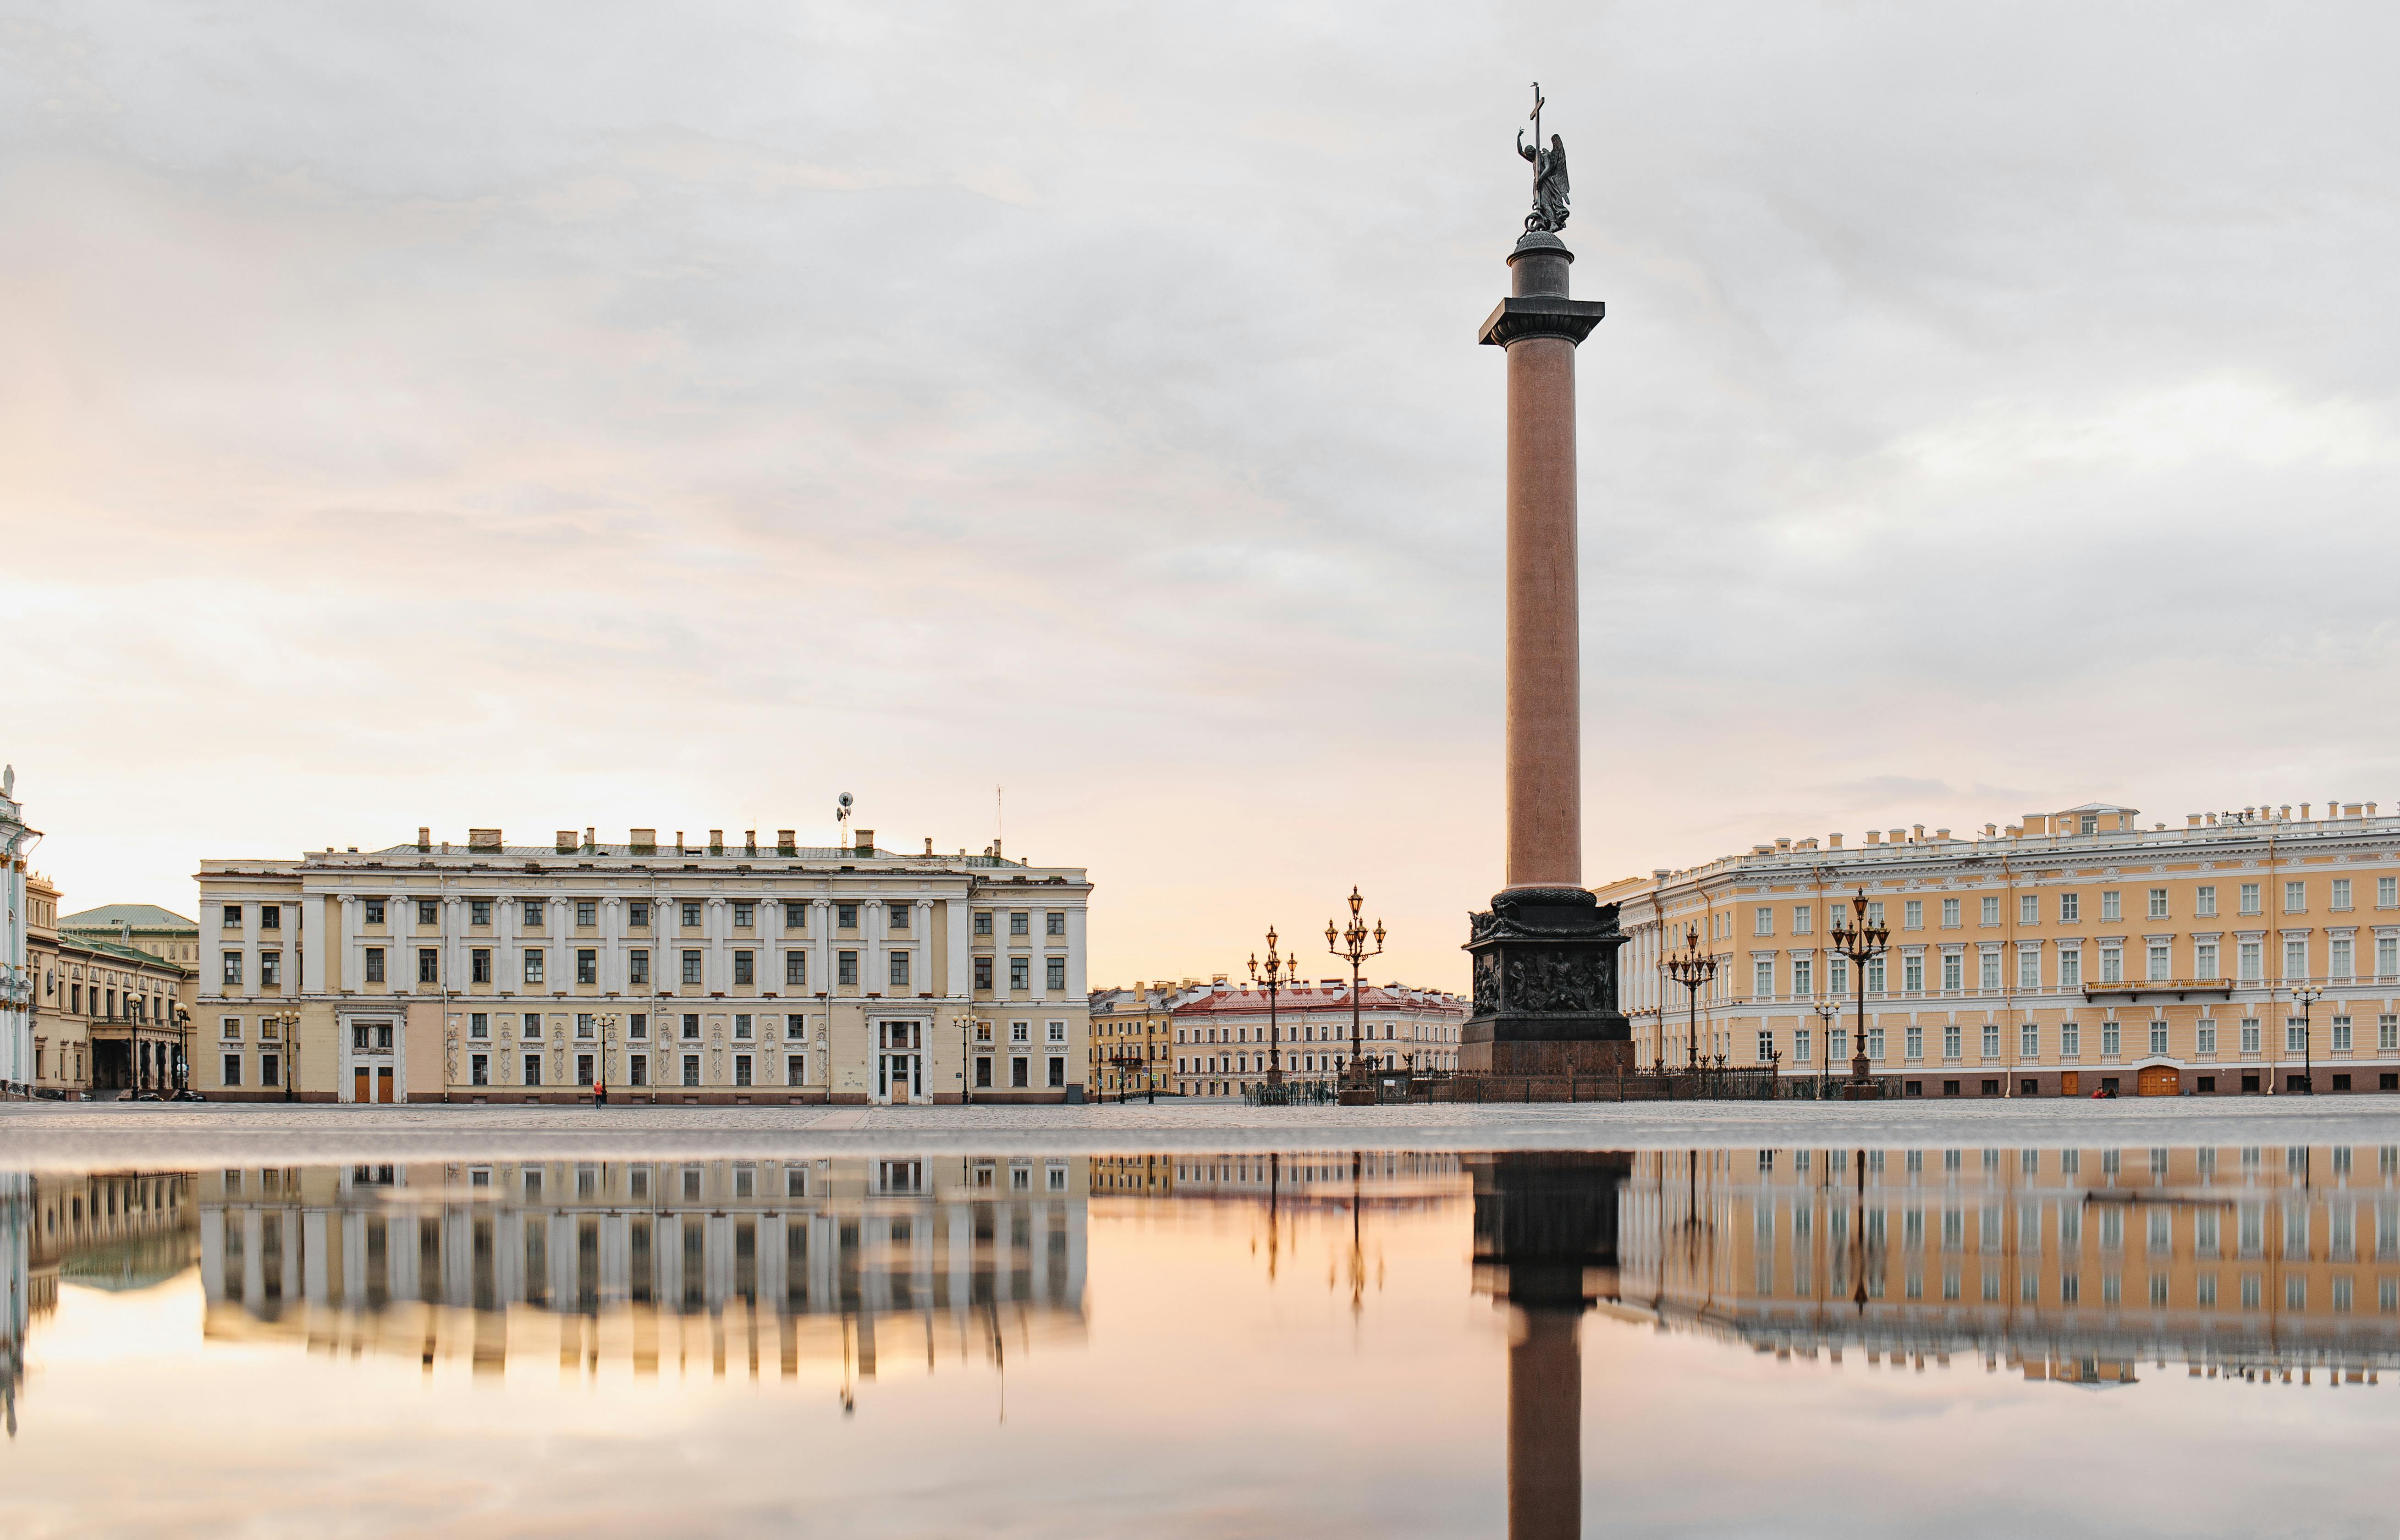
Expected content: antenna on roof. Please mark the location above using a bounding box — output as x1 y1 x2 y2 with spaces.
836 792 853 836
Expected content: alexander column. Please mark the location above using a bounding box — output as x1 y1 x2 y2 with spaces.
1461 87 1632 1079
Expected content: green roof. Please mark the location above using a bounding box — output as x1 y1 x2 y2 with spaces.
59 903 196 932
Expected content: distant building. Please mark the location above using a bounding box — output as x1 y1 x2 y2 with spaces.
196 825 1091 1104
1086 977 1215 1097
1169 979 1466 1097
1600 798 2400 1096
27 874 195 1096
59 903 201 968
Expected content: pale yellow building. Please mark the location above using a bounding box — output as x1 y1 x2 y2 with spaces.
1085 977 1211 1098
1600 800 2400 1096
26 875 195 1096
197 826 1091 1104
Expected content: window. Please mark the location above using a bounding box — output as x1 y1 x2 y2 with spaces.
1047 912 1067 937
2019 894 2038 924
2332 937 2354 979
630 949 650 985
365 948 385 984
1981 952 2001 991
1754 907 1774 937
470 899 492 926
1941 898 1960 928
470 1054 489 1085
682 1056 700 1087
734 951 754 985
2239 939 2262 981
577 1013 595 1039
2143 943 2167 982
2062 1019 2081 1056
1982 1022 2000 1058
1903 956 1923 992
1980 896 1999 926
418 949 439 984
2149 1019 2169 1056
681 951 703 985
629 1013 647 1039
1865 957 1884 994
1793 906 1814 935
2059 893 2079 923
523 900 544 927
259 951 281 987
2099 946 2122 984
682 1013 700 1040
974 957 993 990
521 949 542 985
2101 891 2122 922
1942 954 1961 991
523 1054 543 1086
1792 957 1813 996
1905 1025 1923 1061
681 902 703 928
2101 1019 2122 1056
469 1012 489 1039
2333 1015 2353 1052
1794 1027 1812 1062
784 951 806 986
974 911 992 936
2285 880 2306 913
223 1053 242 1086
222 904 243 928
471 948 492 984
2285 938 2307 980
2058 948 2080 988
523 1012 542 1039
733 1055 752 1086
2021 1021 2039 1056
2380 876 2399 909
2241 1018 2261 1054
1009 912 1029 936
784 902 807 929
1011 1021 1030 1043
2240 882 2262 915
888 905 908 932
1904 901 1923 930
1010 957 1029 990
2382 938 2400 977
364 901 384 925
2196 1019 2216 1054
2383 1014 2399 1052
2288 1018 2309 1054
836 903 858 929
1756 1029 1775 1060
629 1055 648 1085
1046 957 1066 991
838 952 858 986
2018 949 2039 990
1048 1056 1066 1088
628 901 649 929
2196 940 2218 978
732 902 754 928
1943 1023 1961 1058
889 953 910 989
571 948 594 984
2331 879 2352 911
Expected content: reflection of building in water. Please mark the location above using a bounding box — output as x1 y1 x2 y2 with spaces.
1161 1151 1464 1210
1617 1143 2400 1383
1470 1154 1633 1540
1 1171 196 1434
196 1157 1086 1390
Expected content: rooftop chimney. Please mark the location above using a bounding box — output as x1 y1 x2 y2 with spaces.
744 830 758 856
854 829 875 854
468 828 502 852
708 829 725 854
584 826 595 851
417 826 431 852
1865 830 1881 845
1828 834 1843 849
777 829 797 855
556 830 577 853
631 828 657 854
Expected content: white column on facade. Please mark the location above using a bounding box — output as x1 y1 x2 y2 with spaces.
863 896 884 998
301 892 327 996
496 894 518 1000
945 896 971 1003
912 899 933 997
1064 904 1087 998
336 894 358 1003
598 896 621 993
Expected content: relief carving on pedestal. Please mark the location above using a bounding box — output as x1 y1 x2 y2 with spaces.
1503 950 1600 1014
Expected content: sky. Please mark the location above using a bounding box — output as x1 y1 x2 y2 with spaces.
8 2 2400 991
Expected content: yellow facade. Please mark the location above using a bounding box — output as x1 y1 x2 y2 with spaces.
1085 978 1210 1097
1602 800 2400 1095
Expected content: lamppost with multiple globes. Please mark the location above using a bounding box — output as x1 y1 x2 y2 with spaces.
1828 889 1891 1088
594 1012 618 1105
1811 997 1841 1092
275 1009 301 1102
1327 887 1385 1084
1249 929 1290 1090
1662 925 1719 1070
2290 983 2324 1095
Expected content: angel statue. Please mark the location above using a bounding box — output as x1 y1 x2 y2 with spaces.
1518 128 1569 233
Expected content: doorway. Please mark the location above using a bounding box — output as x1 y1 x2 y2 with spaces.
2136 1065 2180 1097
352 1065 396 1102
875 1020 923 1104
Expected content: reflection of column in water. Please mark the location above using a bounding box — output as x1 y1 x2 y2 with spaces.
1470 1153 1630 1540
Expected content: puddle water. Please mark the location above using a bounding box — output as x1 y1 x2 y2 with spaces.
2 1142 2394 1537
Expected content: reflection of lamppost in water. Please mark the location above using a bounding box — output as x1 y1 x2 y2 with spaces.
1663 925 1719 1069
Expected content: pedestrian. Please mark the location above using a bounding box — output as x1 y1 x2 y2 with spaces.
593 1078 607 1108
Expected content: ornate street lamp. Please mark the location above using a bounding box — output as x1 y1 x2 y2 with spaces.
595 1012 618 1106
1663 925 1720 1070
1811 997 1841 1094
955 1012 977 1105
2291 983 2324 1095
1327 887 1385 1085
275 1009 301 1102
1828 890 1890 1091
1249 928 1290 1090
